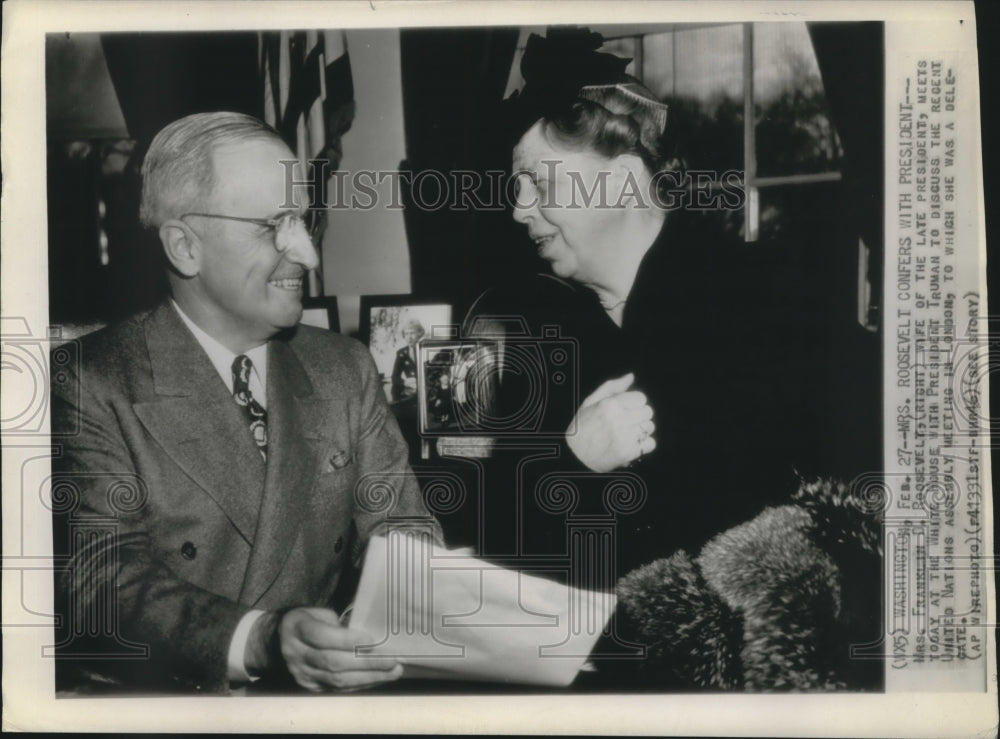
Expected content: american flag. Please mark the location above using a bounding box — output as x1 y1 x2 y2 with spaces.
260 30 355 296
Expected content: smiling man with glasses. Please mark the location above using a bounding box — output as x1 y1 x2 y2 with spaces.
148 124 321 354
51 111 441 694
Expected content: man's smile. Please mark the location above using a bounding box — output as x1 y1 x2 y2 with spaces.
268 276 304 290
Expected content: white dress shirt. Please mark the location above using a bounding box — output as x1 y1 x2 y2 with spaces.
171 300 268 408
171 300 267 684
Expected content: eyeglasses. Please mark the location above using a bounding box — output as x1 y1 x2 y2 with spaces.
182 210 321 242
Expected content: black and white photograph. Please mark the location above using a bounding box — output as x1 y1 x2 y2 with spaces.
416 339 501 435
358 295 453 403
0 1 995 735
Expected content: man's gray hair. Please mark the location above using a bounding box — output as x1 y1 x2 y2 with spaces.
139 111 286 228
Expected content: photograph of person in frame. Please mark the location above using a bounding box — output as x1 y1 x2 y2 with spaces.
390 318 425 402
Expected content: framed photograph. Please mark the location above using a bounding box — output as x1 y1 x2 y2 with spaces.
299 296 340 332
359 295 453 403
416 339 501 436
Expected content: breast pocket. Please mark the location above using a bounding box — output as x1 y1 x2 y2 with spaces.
312 447 358 513
325 449 355 472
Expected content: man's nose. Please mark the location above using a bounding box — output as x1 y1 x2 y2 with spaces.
282 220 321 270
291 237 320 271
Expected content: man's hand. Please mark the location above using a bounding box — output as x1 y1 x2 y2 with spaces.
566 373 656 472
246 607 403 692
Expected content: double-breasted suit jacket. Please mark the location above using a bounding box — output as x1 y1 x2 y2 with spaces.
51 301 439 692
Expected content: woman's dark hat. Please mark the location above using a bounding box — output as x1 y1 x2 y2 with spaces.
504 27 669 150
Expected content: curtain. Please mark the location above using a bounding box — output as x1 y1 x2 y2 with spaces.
398 27 520 316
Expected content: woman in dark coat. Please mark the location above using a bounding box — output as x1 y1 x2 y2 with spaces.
494 29 802 576
464 28 879 691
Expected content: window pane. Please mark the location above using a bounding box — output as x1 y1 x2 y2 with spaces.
757 181 843 242
640 25 744 173
598 37 638 77
753 22 843 177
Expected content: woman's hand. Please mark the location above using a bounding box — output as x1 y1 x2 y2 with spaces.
566 373 656 472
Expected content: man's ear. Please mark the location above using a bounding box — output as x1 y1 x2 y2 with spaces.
158 219 201 278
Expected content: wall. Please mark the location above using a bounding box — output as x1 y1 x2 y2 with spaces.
322 28 411 335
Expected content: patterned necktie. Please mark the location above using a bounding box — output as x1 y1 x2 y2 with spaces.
232 355 267 462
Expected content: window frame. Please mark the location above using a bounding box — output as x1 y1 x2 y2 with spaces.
605 22 844 242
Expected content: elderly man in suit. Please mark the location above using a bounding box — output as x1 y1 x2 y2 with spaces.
51 112 440 694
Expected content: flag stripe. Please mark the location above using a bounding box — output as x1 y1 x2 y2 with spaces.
260 29 356 298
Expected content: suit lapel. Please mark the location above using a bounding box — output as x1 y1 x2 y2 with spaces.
239 336 331 606
132 303 265 543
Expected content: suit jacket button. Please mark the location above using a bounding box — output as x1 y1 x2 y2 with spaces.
334 536 344 553
181 542 197 560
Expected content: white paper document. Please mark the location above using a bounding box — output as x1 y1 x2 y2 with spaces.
348 533 614 686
